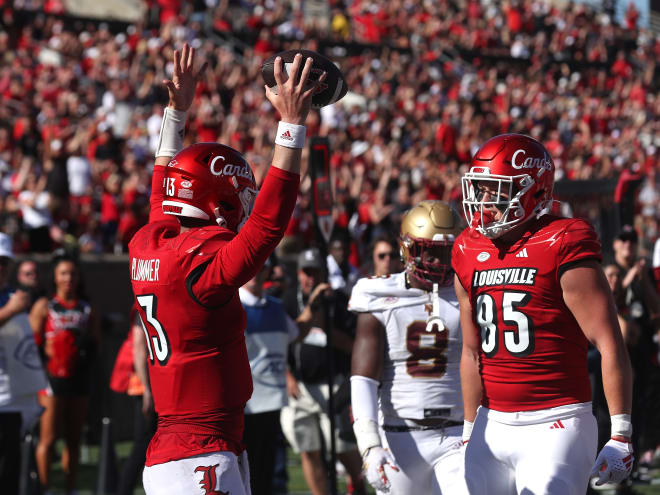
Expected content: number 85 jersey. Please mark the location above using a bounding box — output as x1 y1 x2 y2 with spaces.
349 272 463 422
452 215 602 413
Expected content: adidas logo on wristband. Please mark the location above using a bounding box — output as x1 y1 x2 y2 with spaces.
275 122 306 148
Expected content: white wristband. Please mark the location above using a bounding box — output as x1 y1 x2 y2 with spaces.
275 121 306 149
462 420 474 443
611 414 632 438
155 107 187 158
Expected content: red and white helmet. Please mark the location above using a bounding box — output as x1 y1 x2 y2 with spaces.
461 134 555 239
162 142 258 232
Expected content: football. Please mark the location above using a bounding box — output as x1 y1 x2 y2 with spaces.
261 49 348 108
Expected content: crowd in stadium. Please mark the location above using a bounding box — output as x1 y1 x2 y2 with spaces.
0 1 659 494
0 0 657 263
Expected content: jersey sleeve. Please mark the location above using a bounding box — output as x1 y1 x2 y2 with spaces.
451 234 469 291
556 218 602 278
149 164 178 225
190 166 300 304
348 278 372 313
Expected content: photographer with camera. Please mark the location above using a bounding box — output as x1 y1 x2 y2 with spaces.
280 248 365 495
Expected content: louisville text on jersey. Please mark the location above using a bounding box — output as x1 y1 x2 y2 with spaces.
131 257 161 282
472 267 538 287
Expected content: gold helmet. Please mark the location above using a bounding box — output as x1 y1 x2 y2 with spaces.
399 200 464 289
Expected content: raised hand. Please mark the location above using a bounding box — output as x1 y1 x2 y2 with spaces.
265 54 327 125
163 43 208 112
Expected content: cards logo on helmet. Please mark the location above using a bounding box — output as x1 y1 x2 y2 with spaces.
210 155 254 180
193 464 228 494
511 149 552 172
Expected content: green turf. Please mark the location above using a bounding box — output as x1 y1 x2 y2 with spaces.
44 440 660 494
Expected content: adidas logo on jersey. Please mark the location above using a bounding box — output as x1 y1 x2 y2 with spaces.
515 248 528 258
279 130 294 141
549 419 565 429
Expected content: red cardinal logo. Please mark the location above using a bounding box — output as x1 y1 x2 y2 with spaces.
194 464 228 494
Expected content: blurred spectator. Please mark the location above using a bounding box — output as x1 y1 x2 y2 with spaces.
281 248 365 495
240 259 300 495
15 259 45 310
368 233 400 277
29 253 101 494
0 233 46 494
109 307 156 495
611 225 660 473
0 0 654 258
326 228 359 296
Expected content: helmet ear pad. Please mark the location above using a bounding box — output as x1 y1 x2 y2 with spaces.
162 142 257 232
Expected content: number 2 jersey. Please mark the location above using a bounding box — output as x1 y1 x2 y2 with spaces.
129 164 299 466
451 215 602 412
348 272 463 422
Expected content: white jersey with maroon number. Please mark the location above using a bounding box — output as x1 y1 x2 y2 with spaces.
349 272 463 422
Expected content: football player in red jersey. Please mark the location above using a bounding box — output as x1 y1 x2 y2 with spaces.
452 134 634 494
129 44 325 494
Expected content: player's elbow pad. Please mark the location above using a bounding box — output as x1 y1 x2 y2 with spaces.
351 375 381 455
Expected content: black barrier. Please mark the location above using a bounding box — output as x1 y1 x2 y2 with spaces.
554 178 620 259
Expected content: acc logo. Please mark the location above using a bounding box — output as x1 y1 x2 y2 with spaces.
477 252 490 262
511 149 552 172
180 180 192 188
167 159 178 167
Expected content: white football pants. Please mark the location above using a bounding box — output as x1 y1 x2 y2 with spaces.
143 450 251 495
464 405 597 495
378 424 465 495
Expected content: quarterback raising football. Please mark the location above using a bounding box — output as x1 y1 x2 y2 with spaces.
129 45 325 494
453 134 634 494
349 201 467 494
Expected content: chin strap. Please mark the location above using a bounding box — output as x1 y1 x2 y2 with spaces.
426 283 446 332
213 207 228 228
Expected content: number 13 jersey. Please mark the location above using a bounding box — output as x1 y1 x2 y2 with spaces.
349 272 463 422
452 215 602 412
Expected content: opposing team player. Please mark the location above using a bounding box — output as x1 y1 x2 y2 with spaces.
452 134 634 494
129 45 325 494
349 200 466 494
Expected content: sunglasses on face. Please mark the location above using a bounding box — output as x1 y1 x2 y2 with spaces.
376 252 394 260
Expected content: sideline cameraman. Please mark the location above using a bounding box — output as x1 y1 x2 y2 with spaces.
280 248 365 495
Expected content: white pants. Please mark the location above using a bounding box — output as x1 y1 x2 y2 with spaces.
280 378 355 454
379 424 464 495
143 451 251 495
464 405 597 495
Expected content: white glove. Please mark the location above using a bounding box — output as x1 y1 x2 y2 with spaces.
363 446 400 492
590 438 634 486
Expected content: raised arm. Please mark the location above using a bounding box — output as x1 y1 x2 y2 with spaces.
191 55 326 295
151 44 207 223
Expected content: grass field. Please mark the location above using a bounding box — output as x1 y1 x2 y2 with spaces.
44 440 660 495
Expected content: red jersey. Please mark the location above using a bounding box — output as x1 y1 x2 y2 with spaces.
452 215 602 412
129 164 298 466
42 297 92 378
